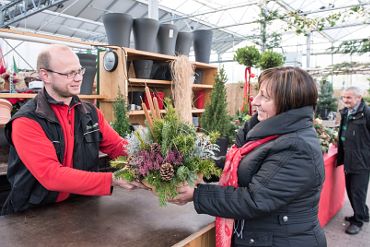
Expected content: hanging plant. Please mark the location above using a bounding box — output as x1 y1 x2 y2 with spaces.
233 46 261 67
258 50 284 70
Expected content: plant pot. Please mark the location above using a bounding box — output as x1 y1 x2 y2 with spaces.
0 99 12 127
193 69 203 84
194 90 205 109
214 136 229 169
150 62 172 80
77 53 97 95
128 91 144 106
175 31 193 56
157 23 178 55
144 91 165 110
193 29 213 63
133 18 159 52
102 13 133 47
133 18 160 79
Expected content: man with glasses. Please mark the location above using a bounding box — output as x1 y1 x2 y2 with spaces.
2 44 146 215
337 86 370 235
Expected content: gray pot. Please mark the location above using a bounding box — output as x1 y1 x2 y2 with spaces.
133 18 159 79
77 53 97 95
175 31 193 56
102 13 133 47
193 29 213 63
157 23 178 55
133 18 159 52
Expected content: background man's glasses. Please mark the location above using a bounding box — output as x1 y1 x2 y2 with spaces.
42 67 86 79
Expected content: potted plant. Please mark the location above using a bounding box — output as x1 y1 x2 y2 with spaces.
316 78 337 120
233 46 260 114
200 66 234 169
258 50 285 70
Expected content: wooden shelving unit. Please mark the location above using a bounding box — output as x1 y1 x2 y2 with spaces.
98 46 217 125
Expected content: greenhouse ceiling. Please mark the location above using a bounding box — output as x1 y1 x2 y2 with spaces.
0 0 369 59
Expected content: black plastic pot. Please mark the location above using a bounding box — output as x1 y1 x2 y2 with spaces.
128 91 144 106
193 29 213 63
102 13 133 47
77 53 97 95
133 18 160 79
157 23 178 55
175 31 193 56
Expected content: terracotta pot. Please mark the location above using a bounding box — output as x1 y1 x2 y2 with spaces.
0 99 12 127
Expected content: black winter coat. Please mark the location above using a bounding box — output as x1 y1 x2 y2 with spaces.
337 99 370 172
193 106 326 247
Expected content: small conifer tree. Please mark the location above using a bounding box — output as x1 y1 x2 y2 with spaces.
201 66 233 140
316 78 337 119
112 91 131 137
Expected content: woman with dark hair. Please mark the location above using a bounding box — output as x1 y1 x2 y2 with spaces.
170 67 327 247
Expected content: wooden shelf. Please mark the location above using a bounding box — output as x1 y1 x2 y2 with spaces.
192 84 213 90
129 78 172 86
0 93 106 100
129 109 205 116
128 79 213 90
191 109 205 114
129 109 167 116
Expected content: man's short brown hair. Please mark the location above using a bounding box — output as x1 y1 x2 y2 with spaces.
258 66 318 115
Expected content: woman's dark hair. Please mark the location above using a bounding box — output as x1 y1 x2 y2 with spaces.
258 66 318 115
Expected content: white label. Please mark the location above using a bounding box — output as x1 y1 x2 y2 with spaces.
169 29 174 38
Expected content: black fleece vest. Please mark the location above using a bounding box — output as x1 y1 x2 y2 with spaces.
2 91 101 214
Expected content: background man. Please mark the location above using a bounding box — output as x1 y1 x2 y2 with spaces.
337 86 370 234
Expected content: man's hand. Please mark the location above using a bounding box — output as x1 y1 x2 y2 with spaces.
112 174 150 190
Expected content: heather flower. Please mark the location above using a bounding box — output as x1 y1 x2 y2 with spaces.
164 149 183 166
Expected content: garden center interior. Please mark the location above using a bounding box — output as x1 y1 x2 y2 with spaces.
0 1 369 246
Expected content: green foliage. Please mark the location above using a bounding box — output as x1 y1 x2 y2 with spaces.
233 46 261 67
316 79 337 118
111 98 221 206
314 118 338 153
112 91 131 137
333 39 370 55
201 66 234 142
259 50 285 70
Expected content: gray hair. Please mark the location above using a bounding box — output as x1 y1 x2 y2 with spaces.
345 86 362 97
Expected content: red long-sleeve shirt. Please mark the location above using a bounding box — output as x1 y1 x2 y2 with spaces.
12 103 127 202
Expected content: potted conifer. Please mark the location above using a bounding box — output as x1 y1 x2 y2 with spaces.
200 66 234 169
316 78 337 120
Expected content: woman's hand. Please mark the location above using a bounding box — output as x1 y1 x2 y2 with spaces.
168 184 195 205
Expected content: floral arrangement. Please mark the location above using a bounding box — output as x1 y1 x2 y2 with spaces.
314 118 338 153
111 90 221 205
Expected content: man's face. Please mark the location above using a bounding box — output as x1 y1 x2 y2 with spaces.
43 49 83 99
342 90 361 109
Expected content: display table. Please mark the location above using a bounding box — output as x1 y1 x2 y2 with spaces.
0 189 215 247
318 145 345 227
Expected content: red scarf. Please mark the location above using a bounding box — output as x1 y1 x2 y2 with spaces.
215 135 279 247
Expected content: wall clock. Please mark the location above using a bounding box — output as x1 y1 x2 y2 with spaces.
103 50 118 72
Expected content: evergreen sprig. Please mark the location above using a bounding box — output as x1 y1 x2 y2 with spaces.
112 91 131 137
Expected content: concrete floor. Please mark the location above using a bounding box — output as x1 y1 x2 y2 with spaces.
324 182 370 247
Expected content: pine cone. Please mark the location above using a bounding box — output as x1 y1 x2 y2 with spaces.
160 162 174 181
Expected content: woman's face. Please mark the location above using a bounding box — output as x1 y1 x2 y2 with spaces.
252 82 277 121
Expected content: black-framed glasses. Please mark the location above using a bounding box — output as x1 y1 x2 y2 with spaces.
42 67 86 79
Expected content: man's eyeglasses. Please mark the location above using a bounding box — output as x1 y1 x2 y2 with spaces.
42 67 86 79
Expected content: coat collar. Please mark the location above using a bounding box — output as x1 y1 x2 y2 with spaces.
34 89 81 123
246 106 314 141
